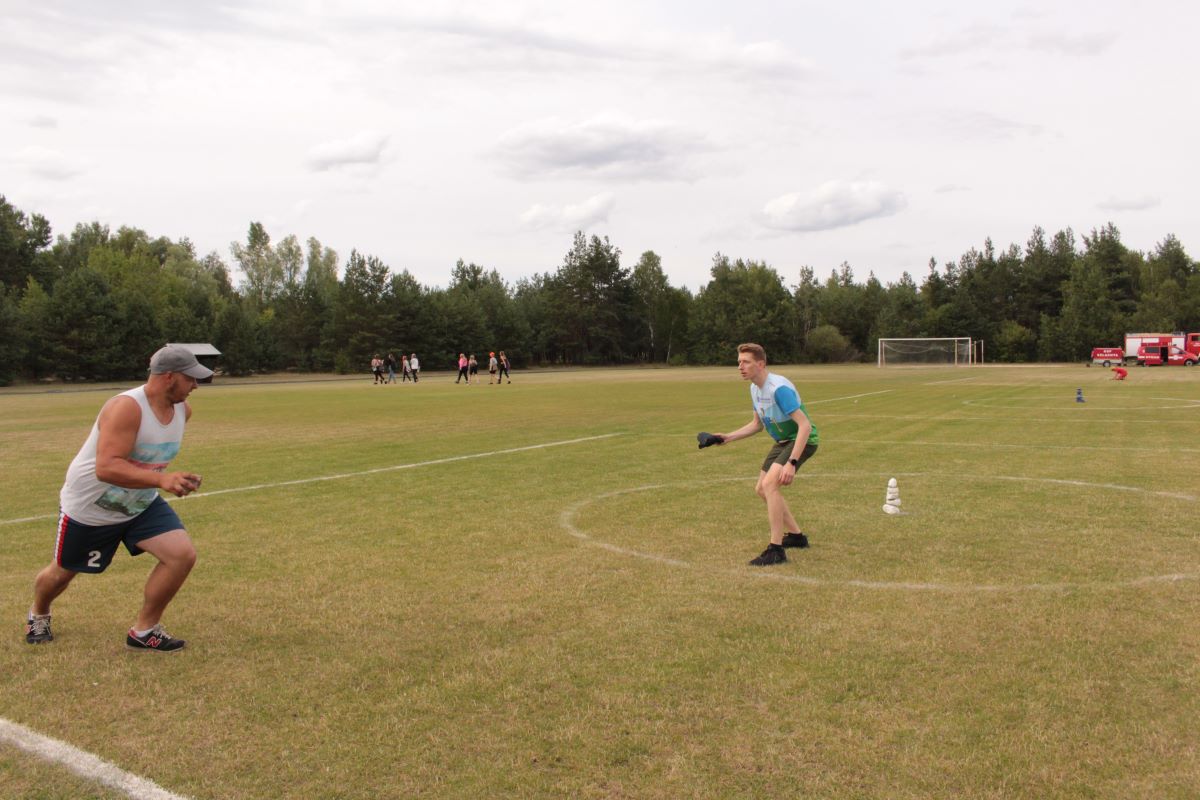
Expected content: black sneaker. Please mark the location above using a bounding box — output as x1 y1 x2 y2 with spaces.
749 544 787 566
25 614 53 644
126 624 186 653
781 532 809 549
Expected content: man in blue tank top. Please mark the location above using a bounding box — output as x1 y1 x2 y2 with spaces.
24 345 210 651
700 343 819 566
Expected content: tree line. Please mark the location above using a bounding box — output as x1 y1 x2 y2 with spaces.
1 192 1197 384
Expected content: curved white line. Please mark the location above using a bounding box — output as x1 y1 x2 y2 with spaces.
560 473 1199 592
0 718 191 800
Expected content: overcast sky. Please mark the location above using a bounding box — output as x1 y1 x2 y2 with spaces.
2 1 1196 290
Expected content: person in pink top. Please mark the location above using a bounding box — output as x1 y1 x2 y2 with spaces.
455 353 470 384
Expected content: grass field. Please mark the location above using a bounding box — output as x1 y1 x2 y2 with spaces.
2 364 1199 799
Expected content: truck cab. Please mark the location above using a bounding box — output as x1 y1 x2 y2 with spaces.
1138 342 1198 366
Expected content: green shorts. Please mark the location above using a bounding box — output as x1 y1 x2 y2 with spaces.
761 441 818 473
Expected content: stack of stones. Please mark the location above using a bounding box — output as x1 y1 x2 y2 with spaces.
883 478 902 515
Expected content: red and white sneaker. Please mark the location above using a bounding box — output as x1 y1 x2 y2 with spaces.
126 624 186 652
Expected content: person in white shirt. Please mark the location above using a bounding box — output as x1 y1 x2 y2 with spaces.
25 345 212 651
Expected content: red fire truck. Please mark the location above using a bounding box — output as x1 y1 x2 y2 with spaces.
1128 332 1200 366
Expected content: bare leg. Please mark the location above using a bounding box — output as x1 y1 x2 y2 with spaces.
131 530 196 631
32 563 77 615
756 465 798 546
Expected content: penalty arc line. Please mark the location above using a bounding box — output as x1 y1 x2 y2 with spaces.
0 433 625 527
0 718 191 800
560 473 1200 592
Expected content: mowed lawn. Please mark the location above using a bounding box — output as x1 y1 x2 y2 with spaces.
2 364 1199 799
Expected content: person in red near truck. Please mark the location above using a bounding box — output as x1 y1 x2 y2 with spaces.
1111 366 1128 381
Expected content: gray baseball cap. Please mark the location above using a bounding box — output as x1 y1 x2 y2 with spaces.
149 345 214 380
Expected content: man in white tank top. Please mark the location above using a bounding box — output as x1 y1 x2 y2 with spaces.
25 345 211 652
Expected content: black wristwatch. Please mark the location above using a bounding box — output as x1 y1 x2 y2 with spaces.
788 457 800 468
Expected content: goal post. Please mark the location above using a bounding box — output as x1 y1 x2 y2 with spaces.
877 337 974 367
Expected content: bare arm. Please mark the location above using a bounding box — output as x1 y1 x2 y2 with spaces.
715 414 763 444
94 397 201 497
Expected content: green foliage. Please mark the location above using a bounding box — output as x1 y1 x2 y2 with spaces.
212 296 261 375
689 254 796 364
545 232 633 364
0 194 53 291
16 277 54 378
0 285 21 384
805 324 856 362
48 267 124 380
993 320 1037 363
1 190 1198 382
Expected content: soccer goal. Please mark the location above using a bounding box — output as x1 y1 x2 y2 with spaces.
877 337 974 367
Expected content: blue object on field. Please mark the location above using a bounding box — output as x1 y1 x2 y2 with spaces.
1076 388 1085 403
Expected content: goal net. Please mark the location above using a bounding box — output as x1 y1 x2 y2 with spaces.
877 337 974 366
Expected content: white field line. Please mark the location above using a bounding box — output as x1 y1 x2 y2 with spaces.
923 376 980 385
806 390 893 404
0 718 190 800
836 438 1200 455
821 412 1200 424
962 398 1200 411
0 434 623 527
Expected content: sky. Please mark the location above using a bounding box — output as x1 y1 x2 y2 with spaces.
2 0 1197 291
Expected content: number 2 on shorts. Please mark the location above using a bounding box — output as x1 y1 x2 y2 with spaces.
87 550 101 568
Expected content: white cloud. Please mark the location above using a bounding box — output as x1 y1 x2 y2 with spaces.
1027 31 1117 56
941 109 1044 140
28 114 58 129
760 181 906 233
306 130 389 172
11 146 86 180
899 18 1117 62
496 116 708 180
898 21 1005 60
1097 195 1160 212
520 192 615 232
303 9 814 80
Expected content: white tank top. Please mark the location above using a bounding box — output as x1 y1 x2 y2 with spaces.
59 386 186 525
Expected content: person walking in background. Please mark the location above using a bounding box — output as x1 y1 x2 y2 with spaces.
384 352 397 384
371 354 384 384
24 345 211 651
488 352 498 384
468 354 479 383
456 353 469 384
498 351 511 384
401 353 412 382
409 353 420 382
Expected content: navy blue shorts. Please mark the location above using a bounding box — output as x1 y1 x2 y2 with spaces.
54 496 185 573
